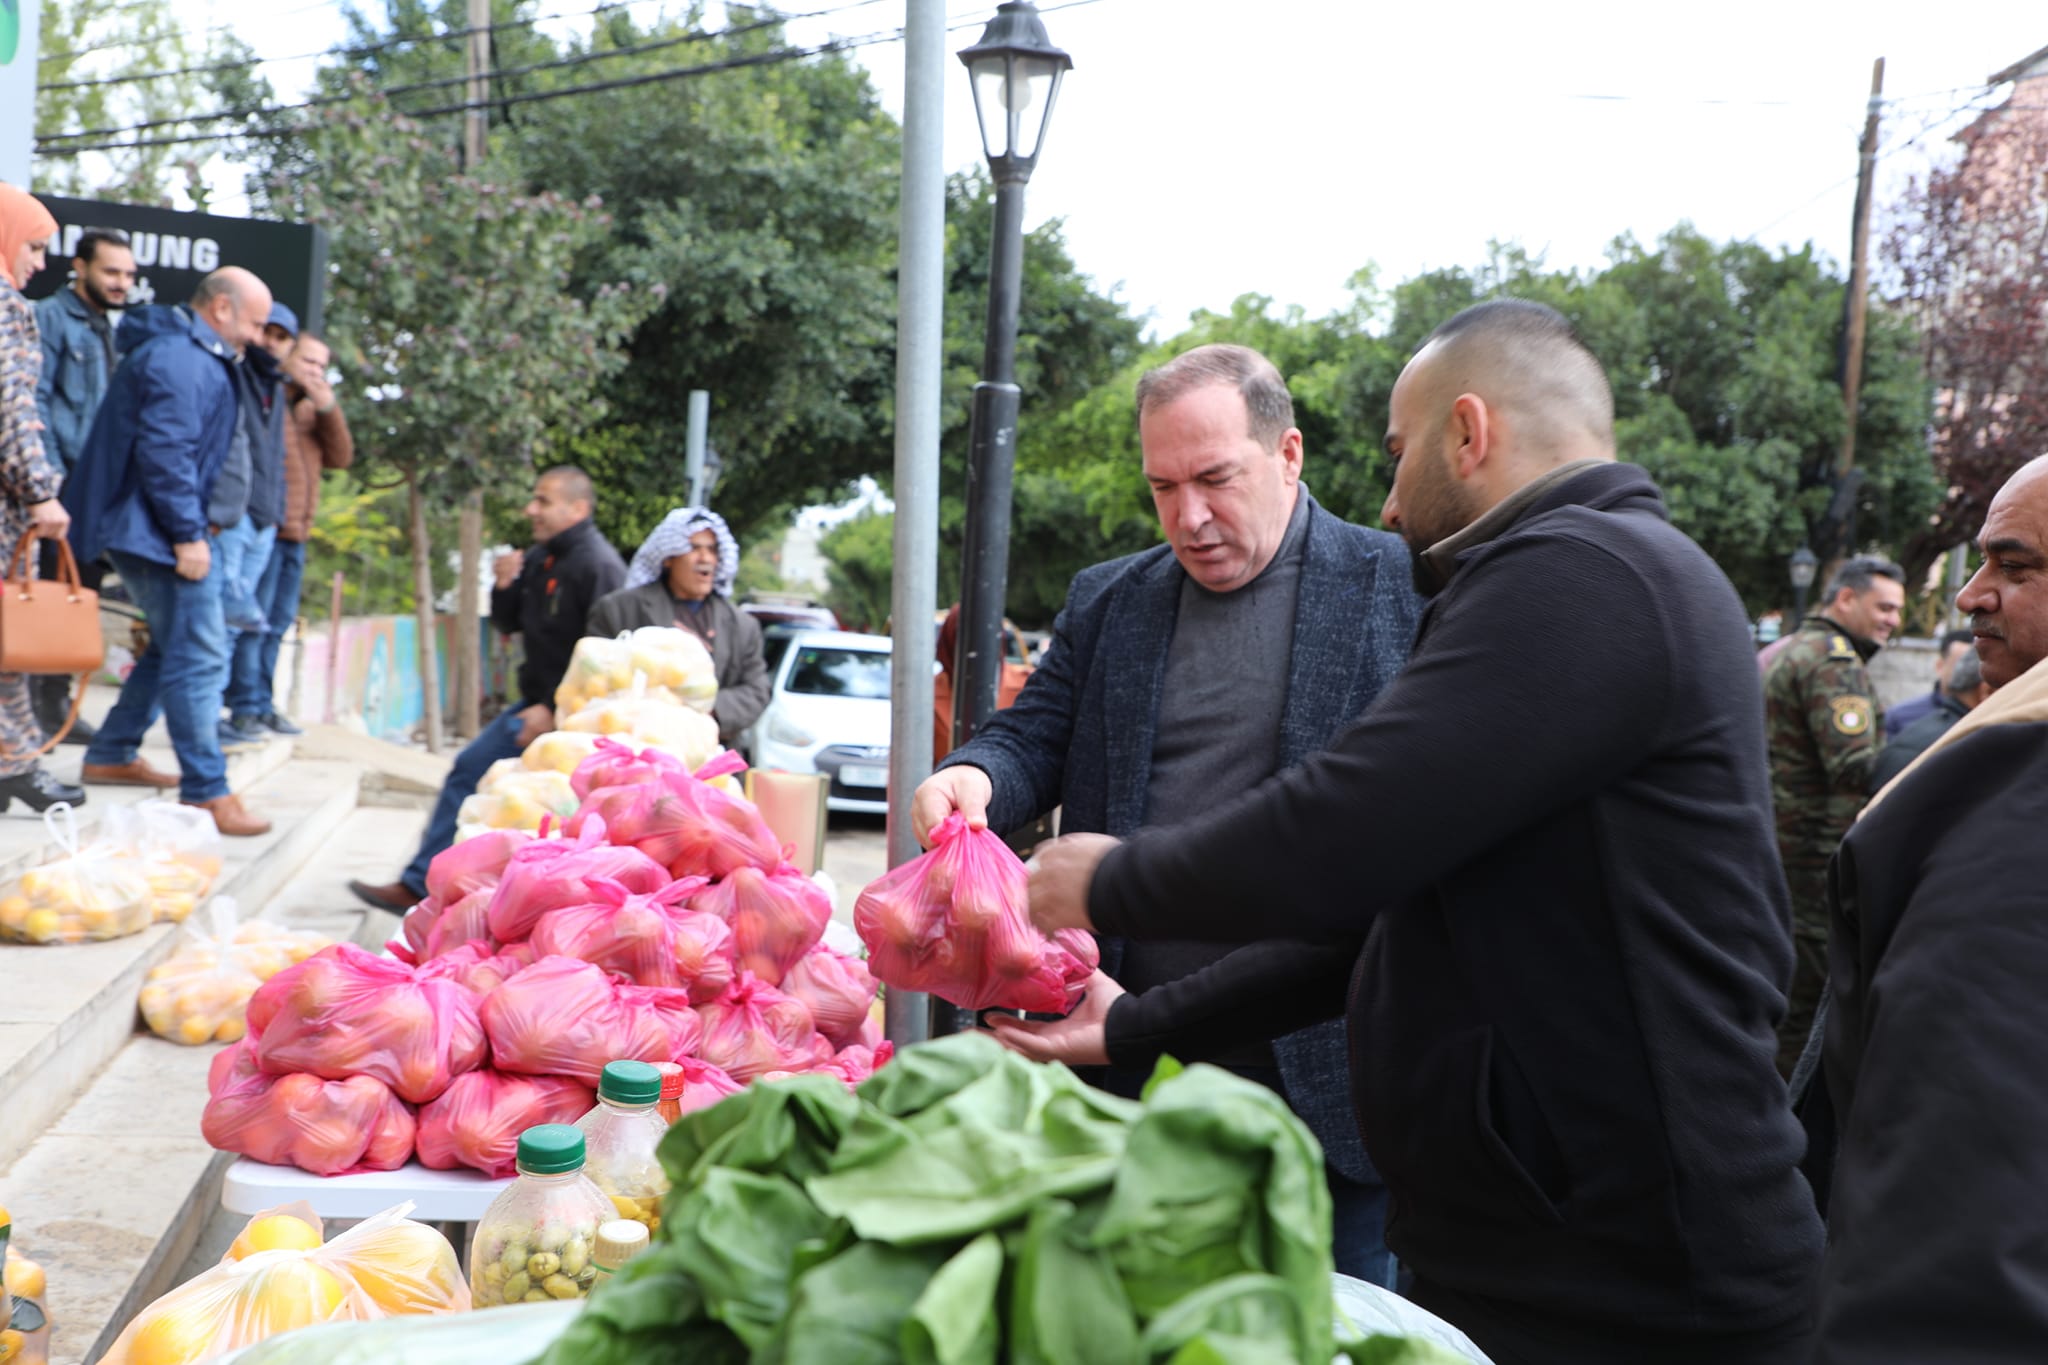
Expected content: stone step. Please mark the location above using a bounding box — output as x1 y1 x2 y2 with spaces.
0 755 360 1174
0 802 422 1365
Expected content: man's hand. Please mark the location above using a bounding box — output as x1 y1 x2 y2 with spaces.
515 703 553 748
26 500 70 537
911 765 993 848
985 970 1124 1067
173 540 211 581
301 374 336 413
493 551 525 590
1025 832 1118 936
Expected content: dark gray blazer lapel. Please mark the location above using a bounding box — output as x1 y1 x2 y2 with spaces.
1280 497 1386 767
1097 556 1182 839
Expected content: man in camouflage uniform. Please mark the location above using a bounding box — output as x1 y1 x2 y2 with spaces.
1762 554 1905 1075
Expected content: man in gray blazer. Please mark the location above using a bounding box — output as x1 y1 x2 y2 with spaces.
913 343 1424 1286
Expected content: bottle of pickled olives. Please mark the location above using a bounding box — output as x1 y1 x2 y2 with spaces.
577 1060 670 1237
468 1124 615 1309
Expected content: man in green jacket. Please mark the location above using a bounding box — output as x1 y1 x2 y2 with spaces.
1760 554 1903 1074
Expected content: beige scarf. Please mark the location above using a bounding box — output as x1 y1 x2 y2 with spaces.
1863 651 2048 816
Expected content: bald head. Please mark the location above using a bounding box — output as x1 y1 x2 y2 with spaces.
1411 299 1616 462
191 267 273 356
1956 453 2048 687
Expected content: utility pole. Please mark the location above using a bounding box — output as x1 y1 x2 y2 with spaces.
452 0 492 739
1835 57 1884 480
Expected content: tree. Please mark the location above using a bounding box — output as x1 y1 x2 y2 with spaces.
35 0 274 205
269 88 656 748
1883 89 2048 576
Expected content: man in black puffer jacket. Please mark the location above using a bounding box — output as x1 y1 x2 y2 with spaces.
1016 300 1822 1365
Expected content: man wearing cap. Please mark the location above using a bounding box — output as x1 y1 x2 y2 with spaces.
222 305 351 739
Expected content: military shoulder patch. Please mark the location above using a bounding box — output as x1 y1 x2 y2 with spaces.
1830 695 1872 736
1827 634 1857 662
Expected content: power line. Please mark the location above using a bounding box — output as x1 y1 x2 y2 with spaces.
39 3 860 142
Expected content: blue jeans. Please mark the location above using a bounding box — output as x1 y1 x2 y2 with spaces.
400 706 529 897
226 538 306 718
86 549 232 803
215 519 276 633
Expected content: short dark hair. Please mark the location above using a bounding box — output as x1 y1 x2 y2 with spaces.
74 228 131 264
1824 554 1905 601
539 465 596 511
1939 626 1975 652
1947 648 1984 695
1418 298 1615 448
1134 344 1295 450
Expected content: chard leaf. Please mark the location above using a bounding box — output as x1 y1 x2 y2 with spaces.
902 1231 1003 1365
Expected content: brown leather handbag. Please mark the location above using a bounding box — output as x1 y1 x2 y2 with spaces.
1 531 105 754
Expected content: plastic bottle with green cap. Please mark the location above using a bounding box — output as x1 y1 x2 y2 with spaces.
576 1060 672 1238
466 1124 614 1310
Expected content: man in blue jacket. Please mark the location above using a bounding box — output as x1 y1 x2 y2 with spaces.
64 266 277 837
31 226 135 744
912 343 1425 1287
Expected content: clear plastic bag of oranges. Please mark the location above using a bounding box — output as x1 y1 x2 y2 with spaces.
106 802 225 925
141 901 333 1046
0 805 154 945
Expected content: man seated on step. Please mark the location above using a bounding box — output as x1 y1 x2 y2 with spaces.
348 466 627 912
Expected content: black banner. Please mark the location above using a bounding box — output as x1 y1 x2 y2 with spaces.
21 194 327 334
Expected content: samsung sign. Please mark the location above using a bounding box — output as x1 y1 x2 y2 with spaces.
21 195 328 333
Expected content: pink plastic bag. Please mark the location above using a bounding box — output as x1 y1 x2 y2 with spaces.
415 1069 595 1178
569 737 692 800
412 940 529 998
480 956 703 1084
247 944 488 1104
423 827 531 903
664 1056 746 1118
483 817 670 945
691 864 832 986
572 755 784 881
780 946 878 1048
403 886 495 962
855 813 1100 1014
526 876 731 1000
819 1040 895 1087
694 973 820 1082
203 1040 416 1176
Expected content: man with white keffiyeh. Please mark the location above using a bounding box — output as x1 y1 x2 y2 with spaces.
588 506 771 744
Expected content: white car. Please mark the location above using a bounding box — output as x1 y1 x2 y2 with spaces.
742 629 894 814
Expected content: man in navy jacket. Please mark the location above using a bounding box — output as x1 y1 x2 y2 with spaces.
1024 302 1821 1363
914 343 1425 1287
64 267 277 836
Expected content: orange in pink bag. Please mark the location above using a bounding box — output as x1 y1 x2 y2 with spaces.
855 813 1099 1014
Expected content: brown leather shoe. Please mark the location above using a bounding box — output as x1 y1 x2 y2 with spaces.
185 793 272 838
81 758 181 789
348 879 420 913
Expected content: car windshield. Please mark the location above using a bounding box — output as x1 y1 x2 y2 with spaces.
786 647 890 699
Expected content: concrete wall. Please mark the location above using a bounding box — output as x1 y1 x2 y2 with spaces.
292 616 507 740
1869 636 1942 713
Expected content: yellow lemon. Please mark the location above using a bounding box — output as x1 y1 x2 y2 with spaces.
20 910 61 944
227 1214 324 1261
0 1328 24 1362
214 1017 247 1043
126 1307 217 1365
174 1016 214 1046
5 1253 45 1299
0 897 28 931
0 1202 10 1230
248 1258 350 1330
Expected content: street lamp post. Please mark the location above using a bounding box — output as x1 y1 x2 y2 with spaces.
951 1 1071 754
938 1 1070 1038
1789 545 1819 624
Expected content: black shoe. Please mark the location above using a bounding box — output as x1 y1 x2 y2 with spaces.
258 711 304 737
0 767 86 813
59 713 97 747
219 716 268 751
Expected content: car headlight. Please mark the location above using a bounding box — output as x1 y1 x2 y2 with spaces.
767 712 815 747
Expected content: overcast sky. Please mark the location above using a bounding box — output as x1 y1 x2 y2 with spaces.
174 0 2043 337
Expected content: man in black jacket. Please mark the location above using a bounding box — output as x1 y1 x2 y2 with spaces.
350 466 626 909
1810 454 2048 1363
1022 301 1821 1364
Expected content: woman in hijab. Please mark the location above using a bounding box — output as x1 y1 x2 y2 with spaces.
586 506 771 745
0 185 86 811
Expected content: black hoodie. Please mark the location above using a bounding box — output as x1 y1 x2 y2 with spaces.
1090 463 1822 1358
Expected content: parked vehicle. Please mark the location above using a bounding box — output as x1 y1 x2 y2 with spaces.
740 630 893 814
739 596 841 632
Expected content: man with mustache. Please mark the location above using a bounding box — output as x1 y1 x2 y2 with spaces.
1808 454 2048 1361
1020 301 1821 1363
912 342 1425 1287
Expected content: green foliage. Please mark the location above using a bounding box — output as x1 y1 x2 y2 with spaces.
267 87 657 510
819 510 897 634
304 473 415 615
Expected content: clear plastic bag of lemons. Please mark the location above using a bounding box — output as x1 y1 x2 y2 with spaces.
141 901 333 1047
0 806 153 945
554 627 717 718
104 802 226 924
457 765 578 834
101 1201 468 1365
1 1203 51 1365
